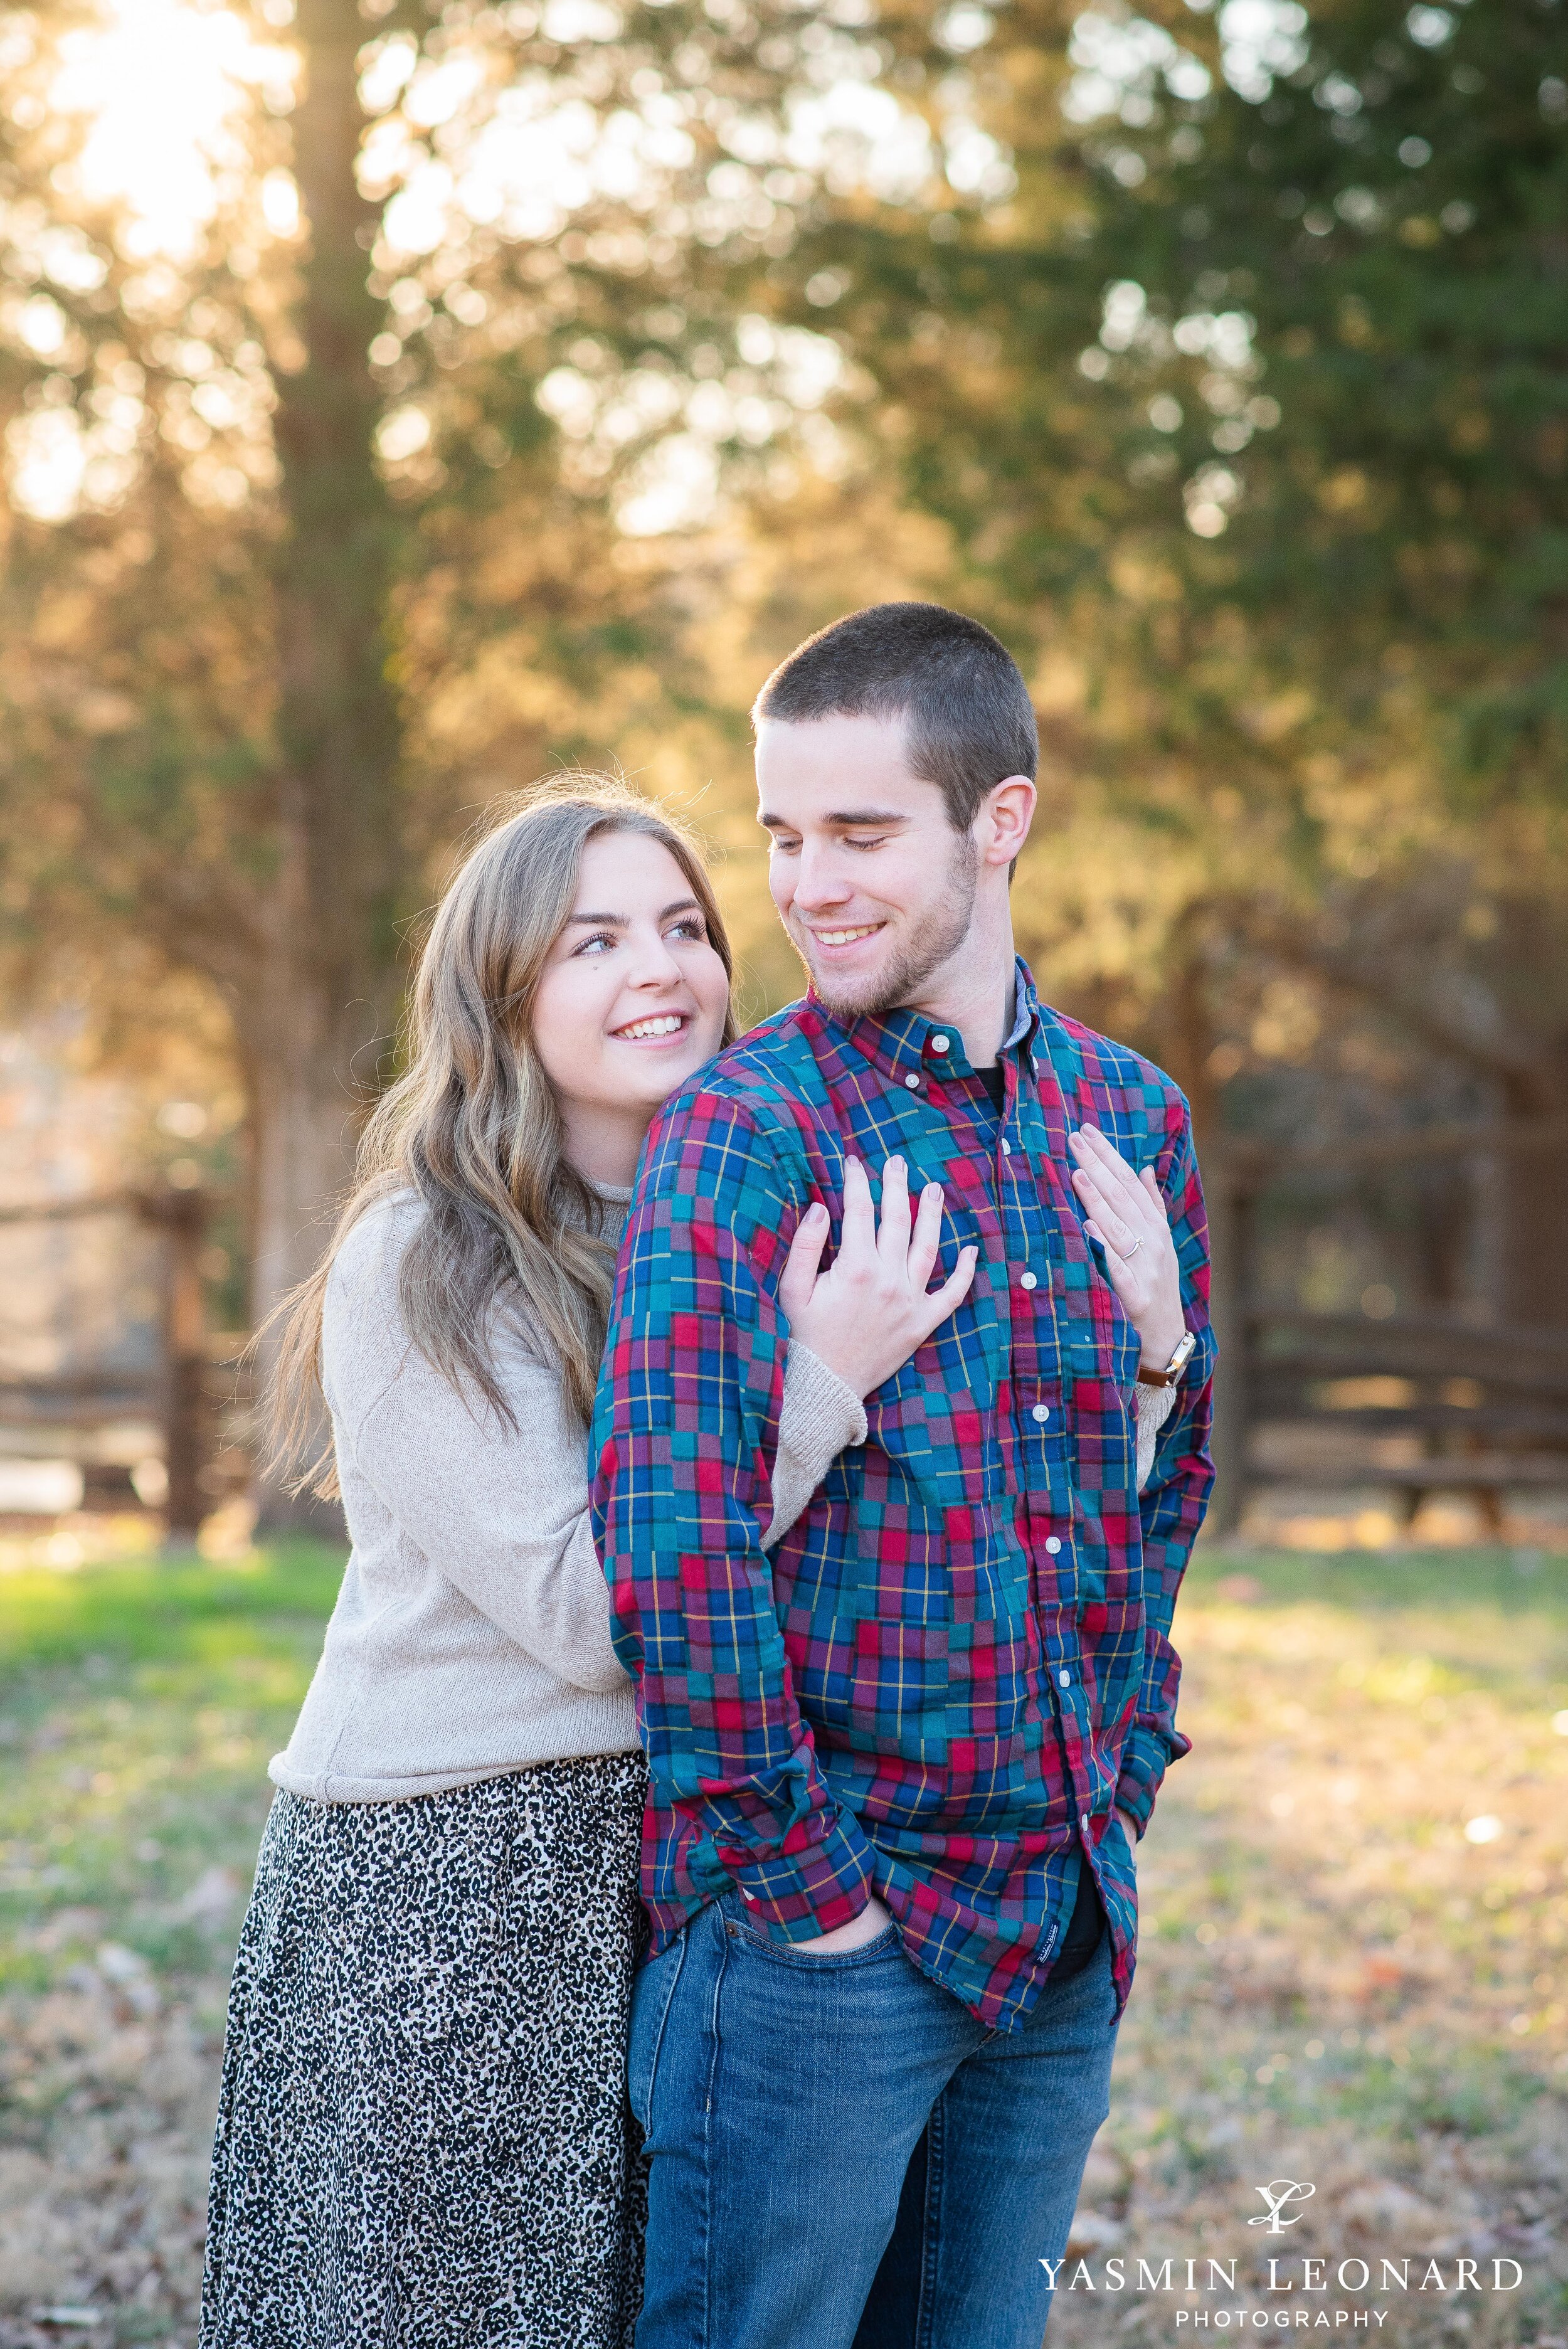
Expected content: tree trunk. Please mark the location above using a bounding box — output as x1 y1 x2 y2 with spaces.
247 0 405 1530
1205 1172 1254 1536
1495 1059 1568 1330
1163 940 1220 1143
245 1004 366 1337
159 1187 211 1545
243 982 367 1534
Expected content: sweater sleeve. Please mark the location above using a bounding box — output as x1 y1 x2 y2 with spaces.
322 1211 857 1700
1135 1381 1177 1490
324 1220 628 1698
762 1342 867 1551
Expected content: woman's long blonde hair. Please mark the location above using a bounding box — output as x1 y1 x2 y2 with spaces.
267 779 736 1495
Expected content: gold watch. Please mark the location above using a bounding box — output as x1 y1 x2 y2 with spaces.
1137 1329 1196 1389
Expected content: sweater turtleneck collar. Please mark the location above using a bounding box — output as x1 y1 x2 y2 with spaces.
581 1175 633 1243
588 1179 635 1207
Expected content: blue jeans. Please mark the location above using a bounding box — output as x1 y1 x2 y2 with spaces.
628 1894 1120 2349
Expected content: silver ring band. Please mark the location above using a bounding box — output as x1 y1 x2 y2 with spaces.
1118 1237 1144 1260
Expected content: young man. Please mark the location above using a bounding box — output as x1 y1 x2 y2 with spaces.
590 603 1215 2349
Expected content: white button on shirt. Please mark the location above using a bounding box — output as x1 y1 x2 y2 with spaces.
930 1034 950 1054
904 1074 921 1090
1000 1138 1012 1155
1058 1668 1071 1688
1045 1536 1062 1554
1080 1813 1091 1832
1032 1404 1050 1423
1019 1270 1037 1290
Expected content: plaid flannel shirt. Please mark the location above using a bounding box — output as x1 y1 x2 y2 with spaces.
590 960 1214 2029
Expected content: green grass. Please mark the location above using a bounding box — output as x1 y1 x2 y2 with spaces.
0 1540 343 2343
0 1537 1564 2344
0 1544 342 1990
1184 1538 1568 1616
0 1543 344 1671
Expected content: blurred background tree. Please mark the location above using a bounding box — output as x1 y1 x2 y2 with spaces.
0 0 914 1514
762 0 1568 1315
0 0 1564 1522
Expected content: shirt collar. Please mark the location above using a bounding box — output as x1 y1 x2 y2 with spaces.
998 965 1040 1058
807 955 1043 1090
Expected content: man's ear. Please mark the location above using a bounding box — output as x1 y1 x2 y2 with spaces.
976 775 1036 871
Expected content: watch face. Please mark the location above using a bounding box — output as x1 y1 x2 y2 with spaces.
1169 1331 1197 1376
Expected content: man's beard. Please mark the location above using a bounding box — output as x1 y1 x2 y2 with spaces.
797 829 978 1020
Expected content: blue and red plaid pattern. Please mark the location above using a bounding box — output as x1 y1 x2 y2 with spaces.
590 960 1214 2029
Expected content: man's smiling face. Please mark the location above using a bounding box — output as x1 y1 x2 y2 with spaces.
756 711 980 1020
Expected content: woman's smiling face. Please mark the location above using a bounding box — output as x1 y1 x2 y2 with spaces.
530 829 731 1180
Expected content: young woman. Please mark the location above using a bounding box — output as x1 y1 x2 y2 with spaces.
199 783 976 2349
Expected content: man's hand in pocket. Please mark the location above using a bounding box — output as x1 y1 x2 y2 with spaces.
791 1896 894 1956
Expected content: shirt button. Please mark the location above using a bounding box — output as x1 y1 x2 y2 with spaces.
1045 1535 1062 1554
1058 1668 1071 1688
1032 1404 1050 1423
1000 1138 1012 1155
930 1034 950 1054
904 1073 921 1090
1080 1813 1091 1832
740 1886 756 1902
1020 1270 1037 1290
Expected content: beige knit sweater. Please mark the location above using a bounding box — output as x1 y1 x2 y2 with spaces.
269 1190 867 1803
270 1187 1177 1805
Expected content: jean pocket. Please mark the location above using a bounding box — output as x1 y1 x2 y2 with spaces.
627 1929 686 2134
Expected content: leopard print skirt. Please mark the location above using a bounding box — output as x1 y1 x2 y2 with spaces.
199 1754 649 2349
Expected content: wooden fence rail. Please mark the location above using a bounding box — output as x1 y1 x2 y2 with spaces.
6 1116 1568 1542
0 1185 227 1540
1207 1118 1568 1529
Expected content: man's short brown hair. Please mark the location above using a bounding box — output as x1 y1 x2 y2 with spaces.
752 601 1039 832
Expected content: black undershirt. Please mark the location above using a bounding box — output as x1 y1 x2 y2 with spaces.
1054 1860 1108 1977
972 1054 1106 1976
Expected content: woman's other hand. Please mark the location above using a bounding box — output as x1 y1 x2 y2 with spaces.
778 1155 977 1402
1067 1123 1185 1373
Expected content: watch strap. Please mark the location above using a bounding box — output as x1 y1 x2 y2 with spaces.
1137 1328 1196 1388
